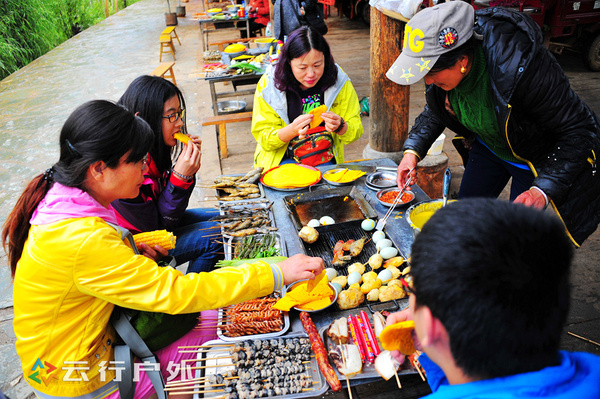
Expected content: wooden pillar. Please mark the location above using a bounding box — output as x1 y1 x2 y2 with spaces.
368 8 409 153
104 0 110 17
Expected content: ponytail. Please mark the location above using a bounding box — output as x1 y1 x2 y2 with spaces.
2 168 54 278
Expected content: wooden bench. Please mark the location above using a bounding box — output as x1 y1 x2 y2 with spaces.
159 35 176 62
151 62 177 86
202 111 253 159
162 26 181 45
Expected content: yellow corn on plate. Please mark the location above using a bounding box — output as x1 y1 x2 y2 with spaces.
133 230 176 250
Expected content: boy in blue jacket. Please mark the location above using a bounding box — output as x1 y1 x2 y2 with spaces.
388 198 600 398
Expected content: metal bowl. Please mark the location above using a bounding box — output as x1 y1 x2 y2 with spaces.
285 279 339 313
255 38 277 51
366 170 397 190
217 100 247 114
222 49 247 60
405 199 456 236
376 187 415 208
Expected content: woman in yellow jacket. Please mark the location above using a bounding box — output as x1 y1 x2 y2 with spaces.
251 26 363 170
2 100 323 399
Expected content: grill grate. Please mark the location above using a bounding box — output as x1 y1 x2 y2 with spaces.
299 220 405 313
301 220 376 275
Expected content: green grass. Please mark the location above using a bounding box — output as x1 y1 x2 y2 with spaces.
0 0 141 80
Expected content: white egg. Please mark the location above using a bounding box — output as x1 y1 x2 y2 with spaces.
377 269 393 284
380 246 399 259
376 239 393 250
330 282 343 294
325 268 338 282
347 271 362 286
307 219 321 228
361 218 376 231
372 230 386 243
319 216 335 225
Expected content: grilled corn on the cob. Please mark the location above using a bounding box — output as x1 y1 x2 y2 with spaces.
133 230 176 250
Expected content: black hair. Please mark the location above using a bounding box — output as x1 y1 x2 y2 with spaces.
430 36 478 73
274 26 338 93
411 198 572 379
118 75 187 173
2 100 154 277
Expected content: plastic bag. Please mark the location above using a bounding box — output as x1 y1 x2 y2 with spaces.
369 0 422 19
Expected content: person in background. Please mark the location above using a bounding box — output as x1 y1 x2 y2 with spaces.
388 1 600 246
238 0 270 38
2 100 323 399
387 198 600 398
113 75 222 273
251 26 363 170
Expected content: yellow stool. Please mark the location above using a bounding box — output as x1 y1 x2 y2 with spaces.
159 35 176 62
162 26 181 45
151 62 177 86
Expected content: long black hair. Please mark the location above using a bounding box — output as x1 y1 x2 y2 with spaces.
2 100 154 277
274 26 338 93
118 75 187 173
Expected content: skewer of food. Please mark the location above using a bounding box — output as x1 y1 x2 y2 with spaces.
185 336 320 398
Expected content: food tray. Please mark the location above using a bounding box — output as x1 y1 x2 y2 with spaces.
225 232 287 260
217 201 277 239
193 333 329 399
284 186 377 231
216 292 290 341
319 321 416 381
299 219 407 313
216 173 266 203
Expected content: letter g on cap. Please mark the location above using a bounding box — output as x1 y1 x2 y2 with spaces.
403 25 425 54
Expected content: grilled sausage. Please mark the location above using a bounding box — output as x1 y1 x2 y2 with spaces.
299 311 342 392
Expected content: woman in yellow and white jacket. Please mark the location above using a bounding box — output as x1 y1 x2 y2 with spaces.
3 100 323 399
251 26 363 170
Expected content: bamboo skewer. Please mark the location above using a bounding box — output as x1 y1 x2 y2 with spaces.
178 343 234 349
393 368 402 389
412 359 426 381
568 331 600 347
338 339 353 399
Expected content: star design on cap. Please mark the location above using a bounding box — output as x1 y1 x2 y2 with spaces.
416 58 431 72
400 68 415 83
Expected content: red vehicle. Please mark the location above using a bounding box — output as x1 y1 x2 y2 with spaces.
472 0 600 70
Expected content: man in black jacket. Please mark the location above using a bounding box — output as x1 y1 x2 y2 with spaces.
387 1 600 246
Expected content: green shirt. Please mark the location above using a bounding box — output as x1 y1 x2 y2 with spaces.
448 44 519 163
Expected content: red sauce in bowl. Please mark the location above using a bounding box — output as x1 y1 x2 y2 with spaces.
380 191 412 204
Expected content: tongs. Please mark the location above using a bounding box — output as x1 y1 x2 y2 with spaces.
376 168 415 231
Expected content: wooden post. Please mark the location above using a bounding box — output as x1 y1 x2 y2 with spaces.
104 0 110 17
114 0 118 12
368 8 409 154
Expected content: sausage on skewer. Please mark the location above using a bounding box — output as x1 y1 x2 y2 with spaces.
299 311 342 392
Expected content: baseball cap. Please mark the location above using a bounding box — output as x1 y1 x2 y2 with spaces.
386 1 475 85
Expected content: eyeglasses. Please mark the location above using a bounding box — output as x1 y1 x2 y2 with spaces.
140 153 149 169
162 109 185 123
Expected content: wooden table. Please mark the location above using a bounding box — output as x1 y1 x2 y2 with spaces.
260 159 433 398
198 16 251 51
204 72 262 116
